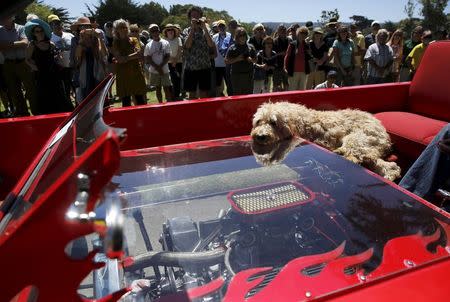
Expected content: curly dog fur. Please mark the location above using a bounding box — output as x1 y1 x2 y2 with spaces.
251 102 401 181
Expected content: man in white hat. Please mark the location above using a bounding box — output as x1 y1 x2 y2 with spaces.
365 21 380 48
144 24 173 103
49 14 74 104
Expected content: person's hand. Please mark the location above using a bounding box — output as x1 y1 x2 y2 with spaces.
438 138 450 155
156 66 164 75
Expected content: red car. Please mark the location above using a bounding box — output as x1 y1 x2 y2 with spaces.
0 33 449 302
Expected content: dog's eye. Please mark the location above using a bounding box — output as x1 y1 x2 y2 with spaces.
269 120 277 126
255 120 261 126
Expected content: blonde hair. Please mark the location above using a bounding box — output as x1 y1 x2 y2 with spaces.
113 19 129 38
387 29 404 47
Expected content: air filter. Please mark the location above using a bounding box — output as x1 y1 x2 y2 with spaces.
227 182 314 215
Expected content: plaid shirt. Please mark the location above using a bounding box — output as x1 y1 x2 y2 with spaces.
364 43 393 78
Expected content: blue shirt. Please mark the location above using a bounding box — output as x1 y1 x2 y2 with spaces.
332 39 355 68
0 24 26 59
213 32 231 68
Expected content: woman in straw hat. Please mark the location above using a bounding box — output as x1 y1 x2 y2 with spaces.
25 18 73 114
163 23 183 100
306 27 329 89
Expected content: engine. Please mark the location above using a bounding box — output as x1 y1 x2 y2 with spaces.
122 182 345 301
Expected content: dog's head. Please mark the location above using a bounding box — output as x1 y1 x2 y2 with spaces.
252 137 302 166
251 102 295 145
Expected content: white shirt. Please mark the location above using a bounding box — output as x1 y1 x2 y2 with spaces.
144 38 171 74
315 81 339 89
51 32 74 68
168 37 182 64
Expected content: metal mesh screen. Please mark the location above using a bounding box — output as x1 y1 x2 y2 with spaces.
229 182 312 214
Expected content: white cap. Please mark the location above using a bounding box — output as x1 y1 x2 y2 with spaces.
371 21 380 27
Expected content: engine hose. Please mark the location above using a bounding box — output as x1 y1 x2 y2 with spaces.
224 246 236 276
123 248 225 271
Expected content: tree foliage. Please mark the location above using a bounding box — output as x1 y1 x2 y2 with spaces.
383 20 399 33
163 4 233 29
51 6 72 23
403 0 419 36
349 15 374 31
25 1 53 19
418 0 448 31
140 2 169 26
318 9 340 26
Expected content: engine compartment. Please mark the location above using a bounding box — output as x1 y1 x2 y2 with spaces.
120 182 346 301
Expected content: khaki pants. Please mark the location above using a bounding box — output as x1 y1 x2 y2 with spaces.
306 70 325 89
352 66 362 86
3 60 37 116
288 72 307 91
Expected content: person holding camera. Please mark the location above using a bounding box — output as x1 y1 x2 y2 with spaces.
183 6 216 99
225 27 257 95
112 19 147 107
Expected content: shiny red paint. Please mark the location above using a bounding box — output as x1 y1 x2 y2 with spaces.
153 225 450 302
0 130 127 302
0 82 409 199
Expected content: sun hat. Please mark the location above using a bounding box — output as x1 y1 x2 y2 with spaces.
70 16 92 31
162 23 178 35
148 24 159 31
24 19 52 40
371 21 380 27
216 19 226 27
47 14 60 24
313 27 324 35
326 17 338 27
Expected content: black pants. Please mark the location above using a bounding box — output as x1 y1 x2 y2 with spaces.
60 67 73 105
122 95 146 107
169 63 182 100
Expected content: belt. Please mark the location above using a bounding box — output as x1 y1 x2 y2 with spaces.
5 58 25 63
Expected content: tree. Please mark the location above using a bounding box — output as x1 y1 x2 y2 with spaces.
403 0 419 36
51 6 72 23
16 0 53 23
418 0 448 32
383 20 399 33
349 15 374 31
86 0 142 26
139 2 169 26
318 9 340 26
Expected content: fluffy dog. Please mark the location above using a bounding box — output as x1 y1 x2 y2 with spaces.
251 102 401 181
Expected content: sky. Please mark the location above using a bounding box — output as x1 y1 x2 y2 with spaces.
43 0 450 23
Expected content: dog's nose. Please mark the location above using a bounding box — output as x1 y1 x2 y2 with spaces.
255 134 268 143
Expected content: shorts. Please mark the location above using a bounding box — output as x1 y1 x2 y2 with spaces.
150 72 172 87
272 68 289 86
183 68 211 92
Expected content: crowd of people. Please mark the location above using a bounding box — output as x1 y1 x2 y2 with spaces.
0 6 449 117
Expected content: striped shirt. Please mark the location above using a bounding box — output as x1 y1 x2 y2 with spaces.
364 43 393 78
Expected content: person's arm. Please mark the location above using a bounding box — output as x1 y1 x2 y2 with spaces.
332 46 345 73
201 22 215 49
317 45 329 65
224 47 243 64
405 48 415 70
25 43 38 71
184 26 195 49
125 38 143 61
283 44 292 72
